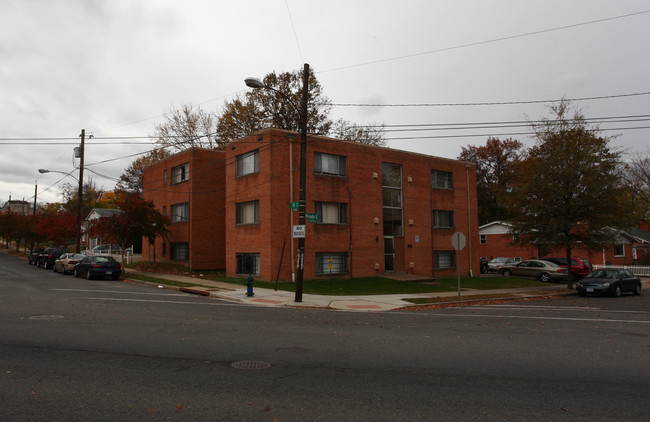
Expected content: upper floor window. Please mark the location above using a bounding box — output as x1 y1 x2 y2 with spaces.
315 202 348 224
432 170 453 190
480 234 487 244
236 200 259 225
163 169 168 184
236 150 259 177
433 210 454 228
170 203 189 222
171 163 189 184
314 152 346 177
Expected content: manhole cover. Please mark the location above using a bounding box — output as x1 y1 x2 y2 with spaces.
231 360 272 370
28 315 65 320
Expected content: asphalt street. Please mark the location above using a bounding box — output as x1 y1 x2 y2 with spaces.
1 251 649 421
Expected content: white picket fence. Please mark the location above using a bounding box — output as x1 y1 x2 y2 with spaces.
593 265 650 277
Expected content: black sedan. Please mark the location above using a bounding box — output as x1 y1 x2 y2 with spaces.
576 269 642 297
73 256 122 280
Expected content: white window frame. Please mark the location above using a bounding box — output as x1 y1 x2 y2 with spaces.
170 203 189 223
614 243 625 257
433 210 454 228
315 201 348 224
236 150 259 177
314 152 347 177
236 200 259 225
171 163 189 185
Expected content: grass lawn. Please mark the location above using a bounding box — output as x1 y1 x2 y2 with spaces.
126 262 555 296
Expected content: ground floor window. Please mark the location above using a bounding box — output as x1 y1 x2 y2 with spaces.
170 242 188 261
236 253 260 275
614 243 625 257
434 251 456 269
316 252 349 275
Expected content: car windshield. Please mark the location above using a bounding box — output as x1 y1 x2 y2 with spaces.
94 256 114 263
586 269 618 279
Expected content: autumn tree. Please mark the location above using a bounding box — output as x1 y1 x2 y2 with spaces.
508 101 635 287
59 178 104 218
624 150 650 220
217 67 386 146
458 137 523 225
88 193 169 271
116 149 170 197
153 104 223 152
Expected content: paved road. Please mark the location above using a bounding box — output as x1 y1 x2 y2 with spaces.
1 251 649 421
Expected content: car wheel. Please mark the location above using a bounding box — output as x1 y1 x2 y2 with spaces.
502 269 512 277
86 271 93 280
43 261 49 269
614 285 621 298
633 284 641 296
539 273 551 283
74 269 79 278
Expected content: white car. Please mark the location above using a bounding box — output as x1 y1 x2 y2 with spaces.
487 257 516 272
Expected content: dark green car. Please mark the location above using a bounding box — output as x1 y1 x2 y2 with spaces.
576 269 642 297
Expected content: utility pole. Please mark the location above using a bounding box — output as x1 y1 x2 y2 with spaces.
33 181 37 215
295 63 309 303
76 129 85 253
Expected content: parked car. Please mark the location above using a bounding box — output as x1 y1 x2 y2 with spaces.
92 244 122 255
500 259 568 282
54 253 87 275
28 247 45 265
37 247 69 269
74 255 122 280
576 269 642 297
540 256 592 279
480 258 488 274
487 257 516 272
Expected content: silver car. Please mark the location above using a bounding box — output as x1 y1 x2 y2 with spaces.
500 259 568 283
487 257 516 272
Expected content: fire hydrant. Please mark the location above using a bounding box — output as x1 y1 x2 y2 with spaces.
246 275 254 297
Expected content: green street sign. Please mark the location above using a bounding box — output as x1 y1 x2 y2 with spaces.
306 213 319 223
290 201 300 212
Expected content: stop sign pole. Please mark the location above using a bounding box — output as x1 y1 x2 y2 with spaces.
452 232 466 297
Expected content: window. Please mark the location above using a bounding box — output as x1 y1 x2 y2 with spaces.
162 206 167 216
433 210 454 228
314 152 346 176
316 252 349 275
170 242 188 260
480 234 487 245
236 200 259 225
236 150 259 177
382 162 403 237
162 242 166 257
163 169 168 184
170 203 189 222
236 253 260 275
171 163 189 184
315 202 347 224
432 170 453 190
614 243 625 257
435 251 456 269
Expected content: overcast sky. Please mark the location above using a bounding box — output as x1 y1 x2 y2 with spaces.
2 0 649 204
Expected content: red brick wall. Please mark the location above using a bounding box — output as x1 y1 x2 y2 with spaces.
142 148 225 270
226 129 480 281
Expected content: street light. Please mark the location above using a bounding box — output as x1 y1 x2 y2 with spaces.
245 63 309 302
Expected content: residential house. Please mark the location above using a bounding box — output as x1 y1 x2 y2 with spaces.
83 208 122 250
478 221 650 266
1 199 32 215
141 148 226 270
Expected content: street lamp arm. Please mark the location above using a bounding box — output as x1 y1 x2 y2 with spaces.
38 168 79 182
244 77 303 118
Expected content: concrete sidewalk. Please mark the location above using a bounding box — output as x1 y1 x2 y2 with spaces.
122 270 576 312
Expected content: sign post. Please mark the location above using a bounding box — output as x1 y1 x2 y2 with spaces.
451 232 466 297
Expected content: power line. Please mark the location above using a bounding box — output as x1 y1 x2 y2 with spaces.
319 10 650 74
332 92 650 107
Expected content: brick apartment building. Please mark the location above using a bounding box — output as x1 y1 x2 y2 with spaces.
142 148 226 270
225 128 480 281
478 221 650 266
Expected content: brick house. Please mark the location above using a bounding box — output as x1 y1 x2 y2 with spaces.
141 148 226 270
478 221 650 266
225 128 480 281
